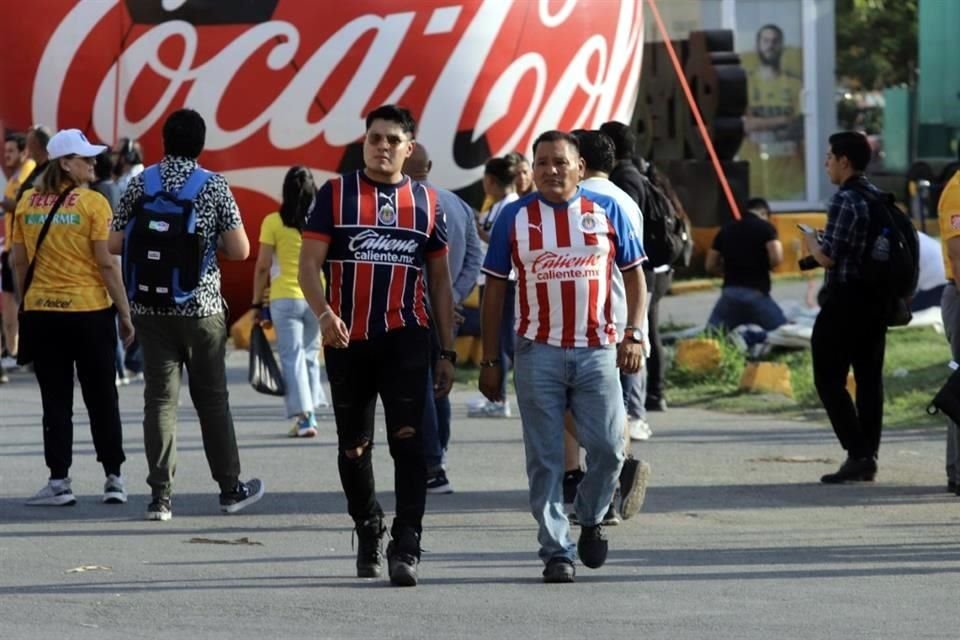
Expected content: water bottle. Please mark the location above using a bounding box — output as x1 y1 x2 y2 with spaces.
871 229 890 262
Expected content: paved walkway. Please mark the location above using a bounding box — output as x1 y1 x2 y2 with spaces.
0 348 957 639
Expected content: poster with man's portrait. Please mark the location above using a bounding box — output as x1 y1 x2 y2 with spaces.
736 1 806 202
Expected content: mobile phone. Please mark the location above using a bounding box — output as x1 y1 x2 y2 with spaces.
797 223 815 234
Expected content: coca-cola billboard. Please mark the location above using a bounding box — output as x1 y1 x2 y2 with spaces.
0 0 644 313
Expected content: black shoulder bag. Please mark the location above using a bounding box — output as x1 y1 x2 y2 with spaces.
15 187 76 366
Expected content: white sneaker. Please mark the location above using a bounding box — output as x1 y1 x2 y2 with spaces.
0 356 18 369
628 417 652 441
103 474 127 504
466 397 488 412
26 479 76 506
467 400 512 418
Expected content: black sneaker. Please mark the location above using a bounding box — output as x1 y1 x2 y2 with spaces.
645 396 667 412
386 527 421 587
577 524 608 569
426 470 454 494
542 557 575 583
355 517 386 578
562 468 584 505
602 497 622 526
219 478 265 513
619 456 651 520
820 457 877 484
146 497 172 521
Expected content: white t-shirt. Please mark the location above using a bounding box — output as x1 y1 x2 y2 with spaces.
581 177 649 347
917 231 948 292
478 192 520 285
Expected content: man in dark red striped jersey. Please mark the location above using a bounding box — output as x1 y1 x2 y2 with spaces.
479 130 647 583
298 105 456 587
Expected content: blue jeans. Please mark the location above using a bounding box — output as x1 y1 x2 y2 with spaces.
621 370 644 420
271 298 327 417
513 336 625 563
422 366 452 472
707 286 787 332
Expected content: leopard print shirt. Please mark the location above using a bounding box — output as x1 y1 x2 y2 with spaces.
112 156 243 317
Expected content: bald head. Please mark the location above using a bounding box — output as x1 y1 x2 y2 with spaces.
403 143 431 181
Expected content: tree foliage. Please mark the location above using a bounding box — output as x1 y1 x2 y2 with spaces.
836 0 918 89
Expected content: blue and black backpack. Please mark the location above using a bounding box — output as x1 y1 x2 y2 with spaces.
122 165 214 307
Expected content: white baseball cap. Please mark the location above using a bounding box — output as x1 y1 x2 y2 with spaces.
47 129 107 160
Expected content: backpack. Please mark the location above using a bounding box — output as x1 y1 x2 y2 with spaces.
642 179 691 268
848 183 919 326
122 165 214 307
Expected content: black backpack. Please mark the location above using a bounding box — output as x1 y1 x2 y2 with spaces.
642 179 690 268
848 183 919 325
122 165 213 307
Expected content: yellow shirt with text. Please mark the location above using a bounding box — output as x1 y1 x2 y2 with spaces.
3 159 36 251
12 187 112 311
938 172 960 280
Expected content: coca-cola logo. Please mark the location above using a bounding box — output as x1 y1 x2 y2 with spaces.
29 0 644 198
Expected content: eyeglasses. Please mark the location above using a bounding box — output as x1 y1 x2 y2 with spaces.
365 132 410 147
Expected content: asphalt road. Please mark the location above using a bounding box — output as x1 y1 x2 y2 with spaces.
1 343 957 639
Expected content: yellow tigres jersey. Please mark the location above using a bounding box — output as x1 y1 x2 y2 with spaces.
13 186 113 311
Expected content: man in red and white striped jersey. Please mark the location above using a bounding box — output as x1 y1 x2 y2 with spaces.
299 105 456 588
479 130 647 583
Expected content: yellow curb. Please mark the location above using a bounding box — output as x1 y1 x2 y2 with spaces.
739 362 794 398
675 338 724 372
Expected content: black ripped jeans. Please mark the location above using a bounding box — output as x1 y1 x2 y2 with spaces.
324 326 430 534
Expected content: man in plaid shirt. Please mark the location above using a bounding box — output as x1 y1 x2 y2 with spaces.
802 131 888 484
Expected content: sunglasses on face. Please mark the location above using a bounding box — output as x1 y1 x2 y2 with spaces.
365 133 410 147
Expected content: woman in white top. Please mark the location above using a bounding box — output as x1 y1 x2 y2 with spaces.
471 157 520 418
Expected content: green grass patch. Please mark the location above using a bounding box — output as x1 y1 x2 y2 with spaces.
666 326 951 428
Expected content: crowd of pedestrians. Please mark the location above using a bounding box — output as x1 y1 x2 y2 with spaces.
0 105 944 587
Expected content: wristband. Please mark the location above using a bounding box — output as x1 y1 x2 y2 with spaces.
479 359 501 368
251 302 263 309
318 309 333 322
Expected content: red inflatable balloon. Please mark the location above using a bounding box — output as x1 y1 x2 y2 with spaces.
0 0 645 315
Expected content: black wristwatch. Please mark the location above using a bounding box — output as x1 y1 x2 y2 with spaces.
439 349 458 365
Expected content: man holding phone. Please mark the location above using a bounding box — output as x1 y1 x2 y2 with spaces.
704 197 786 331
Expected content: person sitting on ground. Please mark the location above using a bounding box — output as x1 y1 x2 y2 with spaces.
705 197 786 332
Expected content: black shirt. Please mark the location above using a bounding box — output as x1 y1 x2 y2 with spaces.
712 214 778 293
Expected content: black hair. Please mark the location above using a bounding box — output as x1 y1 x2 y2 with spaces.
757 24 783 42
4 132 26 152
598 121 637 160
829 131 871 172
118 137 143 165
279 165 316 232
531 130 580 157
364 104 417 136
94 151 114 182
577 131 616 174
746 197 771 213
29 125 52 148
484 157 518 189
162 109 206 159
